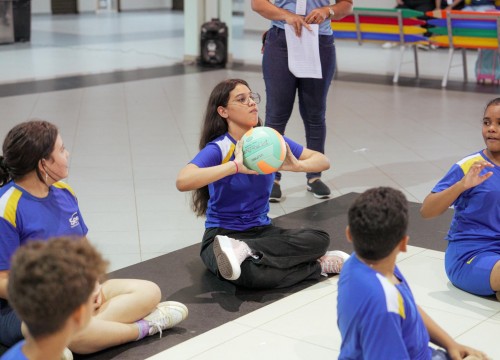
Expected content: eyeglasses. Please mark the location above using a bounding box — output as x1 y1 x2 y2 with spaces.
230 92 261 106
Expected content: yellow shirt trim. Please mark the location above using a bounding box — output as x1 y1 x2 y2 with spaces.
52 181 76 197
0 187 22 228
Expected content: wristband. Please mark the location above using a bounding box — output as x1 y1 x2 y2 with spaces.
232 160 239 174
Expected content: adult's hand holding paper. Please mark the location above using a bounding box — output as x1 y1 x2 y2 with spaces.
284 24 322 79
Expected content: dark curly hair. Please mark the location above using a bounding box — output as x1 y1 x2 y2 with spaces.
8 237 108 339
348 187 408 261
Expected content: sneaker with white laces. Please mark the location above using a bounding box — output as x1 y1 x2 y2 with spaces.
318 250 350 275
61 348 73 360
143 301 188 338
213 235 251 280
307 179 331 199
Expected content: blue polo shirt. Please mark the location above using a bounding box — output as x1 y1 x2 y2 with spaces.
271 0 334 35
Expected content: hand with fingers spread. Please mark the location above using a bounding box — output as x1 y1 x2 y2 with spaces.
461 160 494 190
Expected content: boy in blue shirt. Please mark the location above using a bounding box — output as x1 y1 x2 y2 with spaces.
1 237 107 360
337 187 489 360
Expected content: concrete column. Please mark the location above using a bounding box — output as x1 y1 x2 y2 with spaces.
183 0 205 63
218 0 233 63
184 0 233 64
205 0 218 20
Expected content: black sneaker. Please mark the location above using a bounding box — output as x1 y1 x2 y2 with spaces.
307 179 331 199
269 181 282 202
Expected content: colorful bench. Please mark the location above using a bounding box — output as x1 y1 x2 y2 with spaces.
426 9 500 87
331 7 428 83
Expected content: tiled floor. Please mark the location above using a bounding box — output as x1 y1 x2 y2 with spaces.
0 9 499 360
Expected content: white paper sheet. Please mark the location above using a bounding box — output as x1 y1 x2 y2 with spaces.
284 24 322 79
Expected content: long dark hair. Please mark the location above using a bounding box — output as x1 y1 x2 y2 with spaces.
0 120 58 186
192 79 262 216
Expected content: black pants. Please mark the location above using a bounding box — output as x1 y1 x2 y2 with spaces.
0 302 22 346
397 0 436 12
200 225 330 289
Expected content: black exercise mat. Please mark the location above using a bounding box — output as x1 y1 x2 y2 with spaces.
76 193 453 359
272 192 452 253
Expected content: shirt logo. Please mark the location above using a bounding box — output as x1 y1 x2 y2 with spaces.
466 256 476 265
69 212 80 228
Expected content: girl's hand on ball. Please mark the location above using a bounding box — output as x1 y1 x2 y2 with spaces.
235 140 258 175
279 143 299 172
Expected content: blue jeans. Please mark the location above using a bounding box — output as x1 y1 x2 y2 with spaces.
262 26 336 181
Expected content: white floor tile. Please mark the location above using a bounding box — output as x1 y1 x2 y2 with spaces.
189 328 338 360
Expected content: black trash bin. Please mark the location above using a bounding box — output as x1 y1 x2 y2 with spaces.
200 18 228 68
13 0 30 42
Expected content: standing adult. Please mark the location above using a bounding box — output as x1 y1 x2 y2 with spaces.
251 0 353 202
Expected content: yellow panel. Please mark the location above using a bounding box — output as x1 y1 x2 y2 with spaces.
331 22 426 35
431 35 499 48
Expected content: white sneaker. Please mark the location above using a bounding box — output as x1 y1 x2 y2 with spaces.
61 348 73 360
318 250 350 275
143 301 188 338
213 235 251 280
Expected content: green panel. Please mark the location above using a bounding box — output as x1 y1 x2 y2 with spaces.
353 7 424 18
429 27 498 38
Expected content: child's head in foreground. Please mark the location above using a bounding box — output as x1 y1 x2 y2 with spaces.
7 237 108 339
347 187 408 261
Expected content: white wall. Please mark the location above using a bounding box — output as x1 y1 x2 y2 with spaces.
31 0 173 14
356 0 394 6
119 0 172 11
31 0 51 14
243 1 272 32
